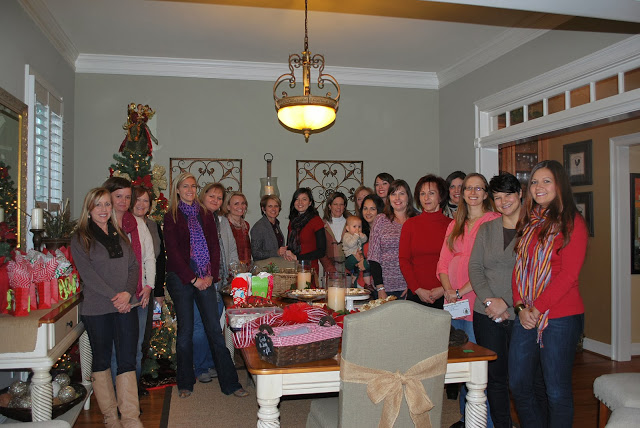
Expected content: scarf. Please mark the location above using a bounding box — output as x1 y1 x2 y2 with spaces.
179 201 211 278
287 210 315 255
121 211 143 298
514 206 559 346
90 219 123 259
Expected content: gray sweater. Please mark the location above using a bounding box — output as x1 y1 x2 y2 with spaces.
468 217 516 319
71 233 139 316
250 215 282 261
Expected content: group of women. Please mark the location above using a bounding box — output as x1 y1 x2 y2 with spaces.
72 159 587 427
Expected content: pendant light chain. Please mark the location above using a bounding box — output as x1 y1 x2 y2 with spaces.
304 0 309 52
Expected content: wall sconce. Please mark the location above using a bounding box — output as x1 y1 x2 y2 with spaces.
260 153 280 198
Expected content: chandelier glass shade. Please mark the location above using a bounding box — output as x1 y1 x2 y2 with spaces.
273 0 340 142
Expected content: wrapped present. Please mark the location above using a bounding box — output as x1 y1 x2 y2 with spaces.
54 249 73 278
0 258 9 314
32 259 52 309
6 287 31 317
251 273 273 299
231 276 250 306
50 278 59 303
7 258 36 311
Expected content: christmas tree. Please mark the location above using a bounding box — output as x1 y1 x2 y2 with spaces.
109 103 168 222
0 161 18 226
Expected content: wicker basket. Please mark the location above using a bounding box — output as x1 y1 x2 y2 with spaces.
271 268 297 296
255 316 342 366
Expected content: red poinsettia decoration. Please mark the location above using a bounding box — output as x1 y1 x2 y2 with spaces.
156 193 168 210
0 222 16 241
109 167 114 177
132 174 153 190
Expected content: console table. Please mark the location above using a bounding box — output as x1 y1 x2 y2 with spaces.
0 294 92 423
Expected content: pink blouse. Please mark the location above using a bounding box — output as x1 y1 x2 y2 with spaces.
436 211 500 321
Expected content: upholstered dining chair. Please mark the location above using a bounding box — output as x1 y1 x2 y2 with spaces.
306 300 451 428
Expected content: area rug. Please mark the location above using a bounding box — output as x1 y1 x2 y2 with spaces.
163 369 462 427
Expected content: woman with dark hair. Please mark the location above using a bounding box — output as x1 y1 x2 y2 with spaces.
71 188 143 427
222 191 251 264
399 174 451 309
468 172 522 428
103 177 155 395
320 192 349 273
251 194 287 261
353 186 373 217
283 188 326 273
359 194 385 238
164 172 247 398
437 172 498 428
130 185 165 395
374 172 394 201
509 160 587 427
368 179 417 299
443 170 466 218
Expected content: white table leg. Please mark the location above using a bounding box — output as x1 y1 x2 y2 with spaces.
79 330 93 410
465 360 488 428
255 374 283 428
30 366 53 421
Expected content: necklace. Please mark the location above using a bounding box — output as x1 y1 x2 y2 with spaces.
228 215 245 229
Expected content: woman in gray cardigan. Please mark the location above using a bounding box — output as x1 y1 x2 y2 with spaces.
468 172 521 428
251 195 287 261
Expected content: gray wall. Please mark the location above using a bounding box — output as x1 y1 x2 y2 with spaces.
73 74 439 225
438 29 630 176
0 0 76 208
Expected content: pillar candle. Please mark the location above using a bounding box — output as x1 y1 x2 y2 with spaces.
327 287 346 312
297 272 312 290
32 208 44 229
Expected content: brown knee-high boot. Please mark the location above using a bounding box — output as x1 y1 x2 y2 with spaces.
92 369 123 428
116 371 144 428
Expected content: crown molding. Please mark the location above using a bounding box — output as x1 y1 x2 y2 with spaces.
19 0 78 69
74 54 440 89
437 13 569 88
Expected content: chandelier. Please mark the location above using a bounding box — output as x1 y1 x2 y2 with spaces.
273 0 340 143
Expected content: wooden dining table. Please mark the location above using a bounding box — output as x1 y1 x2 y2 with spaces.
240 339 496 428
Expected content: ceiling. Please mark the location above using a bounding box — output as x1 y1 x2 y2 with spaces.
20 0 640 88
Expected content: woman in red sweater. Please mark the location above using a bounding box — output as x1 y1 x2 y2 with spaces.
283 188 326 274
399 174 452 309
509 160 588 428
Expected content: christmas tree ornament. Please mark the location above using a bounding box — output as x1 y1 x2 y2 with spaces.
53 373 71 388
8 380 28 397
58 385 76 403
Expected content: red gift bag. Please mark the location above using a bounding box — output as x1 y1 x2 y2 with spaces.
50 278 59 303
0 259 9 315
8 288 31 317
36 281 51 309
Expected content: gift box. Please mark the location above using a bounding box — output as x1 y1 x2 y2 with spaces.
231 276 250 305
251 273 273 299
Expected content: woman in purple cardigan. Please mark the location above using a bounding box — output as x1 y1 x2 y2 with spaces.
164 172 247 399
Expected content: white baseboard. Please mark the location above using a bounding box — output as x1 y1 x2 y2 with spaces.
583 338 612 358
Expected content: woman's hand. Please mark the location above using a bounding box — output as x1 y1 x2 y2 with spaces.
483 297 508 320
519 307 539 330
400 288 408 298
443 288 458 303
415 288 433 303
193 276 213 291
283 250 298 261
140 286 152 308
277 246 288 257
377 289 388 300
112 292 132 313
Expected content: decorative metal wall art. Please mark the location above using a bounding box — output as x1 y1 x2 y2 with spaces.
296 160 363 213
169 158 242 193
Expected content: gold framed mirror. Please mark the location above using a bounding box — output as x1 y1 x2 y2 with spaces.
0 87 28 249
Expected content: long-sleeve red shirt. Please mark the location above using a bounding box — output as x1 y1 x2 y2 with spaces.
512 214 587 319
399 211 452 293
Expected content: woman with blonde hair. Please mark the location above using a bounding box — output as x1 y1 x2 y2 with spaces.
164 172 247 398
353 185 373 217
222 191 251 264
71 188 143 427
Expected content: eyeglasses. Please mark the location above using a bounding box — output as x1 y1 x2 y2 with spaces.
464 186 486 193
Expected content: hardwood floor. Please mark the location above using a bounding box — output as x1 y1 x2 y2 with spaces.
74 351 640 427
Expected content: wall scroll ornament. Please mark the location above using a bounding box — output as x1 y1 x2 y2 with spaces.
296 160 363 212
169 158 242 194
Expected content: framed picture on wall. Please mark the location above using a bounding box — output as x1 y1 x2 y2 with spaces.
631 173 640 274
563 140 592 186
574 192 594 237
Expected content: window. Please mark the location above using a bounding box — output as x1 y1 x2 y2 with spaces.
31 75 63 209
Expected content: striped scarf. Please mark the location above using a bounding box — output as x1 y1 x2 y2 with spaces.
515 206 559 346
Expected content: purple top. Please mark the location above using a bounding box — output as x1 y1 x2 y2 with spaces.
367 213 407 292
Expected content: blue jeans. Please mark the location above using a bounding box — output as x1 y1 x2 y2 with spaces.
110 303 148 382
82 311 138 374
474 312 513 428
166 272 241 394
193 290 224 376
452 318 493 428
509 314 584 428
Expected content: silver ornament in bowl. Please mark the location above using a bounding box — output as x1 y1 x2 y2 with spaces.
8 394 31 408
58 385 76 403
53 373 71 388
8 381 29 398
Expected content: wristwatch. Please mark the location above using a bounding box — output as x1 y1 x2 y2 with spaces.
514 304 525 316
455 289 461 299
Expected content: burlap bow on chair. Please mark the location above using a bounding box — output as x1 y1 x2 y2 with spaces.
340 350 448 428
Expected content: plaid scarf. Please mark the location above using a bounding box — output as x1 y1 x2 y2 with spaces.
121 211 143 299
179 201 211 278
515 206 559 346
